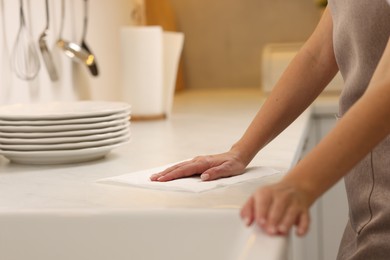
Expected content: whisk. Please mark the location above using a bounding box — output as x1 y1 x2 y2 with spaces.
11 0 41 80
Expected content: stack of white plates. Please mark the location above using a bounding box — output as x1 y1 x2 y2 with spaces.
0 101 131 165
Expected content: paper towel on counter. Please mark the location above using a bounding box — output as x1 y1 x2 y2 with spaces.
98 162 280 193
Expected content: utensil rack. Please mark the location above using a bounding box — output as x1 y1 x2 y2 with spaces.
0 0 138 105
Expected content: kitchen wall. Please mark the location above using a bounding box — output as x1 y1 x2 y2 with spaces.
170 0 323 89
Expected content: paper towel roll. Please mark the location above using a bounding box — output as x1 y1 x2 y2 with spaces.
163 32 184 117
121 26 164 117
120 26 184 119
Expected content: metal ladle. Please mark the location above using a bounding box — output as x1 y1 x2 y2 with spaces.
56 0 95 68
80 0 98 76
38 0 58 81
11 0 40 80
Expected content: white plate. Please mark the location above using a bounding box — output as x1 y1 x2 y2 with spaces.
0 118 128 133
0 133 131 151
0 122 129 139
0 142 130 165
0 111 130 126
0 127 130 145
0 101 130 120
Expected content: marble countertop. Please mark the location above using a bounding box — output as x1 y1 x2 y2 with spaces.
0 87 341 260
0 88 335 212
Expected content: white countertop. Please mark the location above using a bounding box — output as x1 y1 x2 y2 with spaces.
0 88 341 260
0 87 317 212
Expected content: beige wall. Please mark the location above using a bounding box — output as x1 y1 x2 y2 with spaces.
170 0 322 89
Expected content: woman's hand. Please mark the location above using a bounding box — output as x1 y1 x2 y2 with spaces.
150 151 247 182
240 180 312 236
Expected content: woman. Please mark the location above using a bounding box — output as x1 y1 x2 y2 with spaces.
151 1 390 258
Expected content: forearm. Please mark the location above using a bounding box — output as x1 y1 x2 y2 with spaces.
232 8 338 164
284 39 390 204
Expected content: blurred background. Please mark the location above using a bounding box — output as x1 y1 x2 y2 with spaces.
0 0 327 105
169 0 322 89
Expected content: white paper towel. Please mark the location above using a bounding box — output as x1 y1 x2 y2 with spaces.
98 162 280 193
120 26 184 117
121 26 164 116
163 32 184 117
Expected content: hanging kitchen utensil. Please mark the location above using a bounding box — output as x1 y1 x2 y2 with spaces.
11 0 40 80
80 0 98 76
38 0 58 81
1 0 12 93
56 0 94 67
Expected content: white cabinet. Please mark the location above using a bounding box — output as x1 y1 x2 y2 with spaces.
290 113 349 260
315 116 349 260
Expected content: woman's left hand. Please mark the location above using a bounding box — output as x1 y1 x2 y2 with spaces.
240 180 312 236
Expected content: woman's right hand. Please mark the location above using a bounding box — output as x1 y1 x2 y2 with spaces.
150 151 248 182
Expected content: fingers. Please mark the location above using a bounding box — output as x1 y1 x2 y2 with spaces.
240 184 311 237
278 206 300 235
240 196 255 226
150 156 215 182
240 189 272 229
296 212 310 236
266 193 290 235
150 154 245 182
150 160 192 181
253 188 272 229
